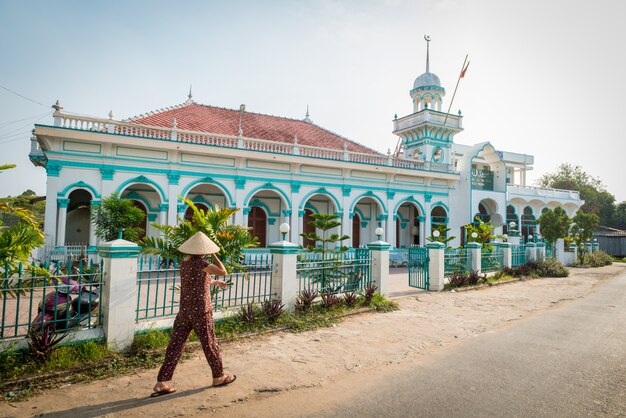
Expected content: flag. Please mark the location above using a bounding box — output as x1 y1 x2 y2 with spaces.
460 61 470 78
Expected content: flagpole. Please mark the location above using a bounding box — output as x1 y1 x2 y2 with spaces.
443 54 469 126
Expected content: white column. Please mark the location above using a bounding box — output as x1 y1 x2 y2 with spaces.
526 242 537 263
427 242 445 291
88 200 100 254
158 203 168 226
44 176 60 247
500 242 512 268
367 240 390 296
388 216 396 249
56 198 69 246
234 178 246 225
467 242 482 273
419 216 426 247
98 238 140 352
269 240 299 311
536 242 546 262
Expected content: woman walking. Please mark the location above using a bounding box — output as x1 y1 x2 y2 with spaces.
152 231 236 397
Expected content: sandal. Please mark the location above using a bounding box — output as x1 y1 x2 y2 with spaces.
151 386 177 398
213 374 237 387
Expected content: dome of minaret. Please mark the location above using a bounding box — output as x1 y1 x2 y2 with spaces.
413 72 441 89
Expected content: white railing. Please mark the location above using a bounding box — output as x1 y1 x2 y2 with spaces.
50 111 456 174
393 109 462 132
507 184 581 201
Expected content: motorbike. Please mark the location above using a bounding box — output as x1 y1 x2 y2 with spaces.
32 276 100 332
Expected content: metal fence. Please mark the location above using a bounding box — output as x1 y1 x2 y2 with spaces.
481 248 504 273
444 248 470 276
512 245 526 267
136 254 274 322
1 259 103 342
296 249 371 294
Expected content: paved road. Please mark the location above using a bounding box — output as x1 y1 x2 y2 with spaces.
219 270 626 417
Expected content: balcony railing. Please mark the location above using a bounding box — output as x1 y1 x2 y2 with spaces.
46 111 457 174
393 109 462 132
507 184 581 201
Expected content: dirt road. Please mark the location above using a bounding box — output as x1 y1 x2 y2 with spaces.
1 265 624 417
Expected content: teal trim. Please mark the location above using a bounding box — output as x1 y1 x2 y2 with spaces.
267 218 276 225
304 202 319 214
393 197 425 218
116 146 168 161
466 242 481 248
367 242 391 250
180 177 234 207
243 183 291 209
42 158 454 199
63 140 102 154
90 199 101 207
97 244 141 258
100 167 115 180
426 242 445 249
116 175 168 204
342 186 351 197
235 177 246 190
349 191 387 215
57 198 70 208
58 181 101 199
268 243 299 254
122 191 158 213
282 209 292 216
353 207 369 221
298 187 342 211
431 201 449 213
46 163 61 177
158 203 169 212
148 214 157 222
386 190 396 200
167 173 180 185
249 200 279 217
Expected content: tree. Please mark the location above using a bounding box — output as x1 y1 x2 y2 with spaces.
426 224 455 246
538 164 615 225
464 217 498 249
91 192 146 242
300 213 349 253
570 210 600 263
140 198 258 274
611 202 626 230
537 207 570 254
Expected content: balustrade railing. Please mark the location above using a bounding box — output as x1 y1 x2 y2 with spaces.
507 184 581 200
48 112 456 174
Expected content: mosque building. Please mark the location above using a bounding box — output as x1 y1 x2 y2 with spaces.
29 39 583 255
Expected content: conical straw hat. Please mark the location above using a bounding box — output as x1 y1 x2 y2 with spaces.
178 231 220 255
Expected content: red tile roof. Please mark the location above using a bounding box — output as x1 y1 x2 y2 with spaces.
128 102 381 155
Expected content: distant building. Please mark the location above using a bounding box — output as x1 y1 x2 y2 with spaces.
593 226 626 257
29 39 583 255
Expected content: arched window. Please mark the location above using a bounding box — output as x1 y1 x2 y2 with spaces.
247 206 267 247
131 201 148 240
473 202 491 225
504 205 519 234
430 206 448 238
184 203 209 221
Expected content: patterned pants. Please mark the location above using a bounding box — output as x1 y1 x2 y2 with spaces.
157 309 224 381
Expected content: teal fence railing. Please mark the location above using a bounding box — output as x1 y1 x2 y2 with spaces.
481 248 504 273
1 259 103 342
444 248 470 276
136 254 274 322
296 249 371 294
512 245 526 267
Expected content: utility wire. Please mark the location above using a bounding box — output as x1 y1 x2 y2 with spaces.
0 111 51 128
0 85 50 108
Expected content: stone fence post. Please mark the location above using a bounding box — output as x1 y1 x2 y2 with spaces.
592 242 600 252
536 241 546 262
368 240 390 296
426 242 445 291
269 240 299 312
499 242 512 268
526 242 537 263
98 239 140 352
584 242 593 254
467 242 482 273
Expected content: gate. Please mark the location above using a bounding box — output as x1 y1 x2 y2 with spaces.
408 246 429 290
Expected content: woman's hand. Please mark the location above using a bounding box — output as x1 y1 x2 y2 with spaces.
211 280 229 289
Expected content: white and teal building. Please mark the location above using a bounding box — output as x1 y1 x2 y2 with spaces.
29 41 583 256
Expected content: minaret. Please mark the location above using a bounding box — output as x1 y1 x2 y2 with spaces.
392 35 463 164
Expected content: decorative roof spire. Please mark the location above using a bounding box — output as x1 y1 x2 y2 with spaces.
188 84 193 101
424 35 431 73
304 104 312 122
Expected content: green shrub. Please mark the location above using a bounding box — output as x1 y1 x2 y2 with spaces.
582 251 613 267
537 257 569 277
369 294 399 312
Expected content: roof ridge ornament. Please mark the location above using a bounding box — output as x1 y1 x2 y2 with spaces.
304 104 312 122
424 35 431 73
186 84 194 104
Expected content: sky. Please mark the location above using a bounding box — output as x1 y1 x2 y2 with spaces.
1 0 625 201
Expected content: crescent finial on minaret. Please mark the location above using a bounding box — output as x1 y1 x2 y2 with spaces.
424 35 431 73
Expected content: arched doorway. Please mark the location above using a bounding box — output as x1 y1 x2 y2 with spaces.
504 205 519 234
184 203 209 221
395 201 422 247
65 189 92 245
248 206 267 247
521 206 536 240
302 209 316 248
352 213 361 248
131 201 148 240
